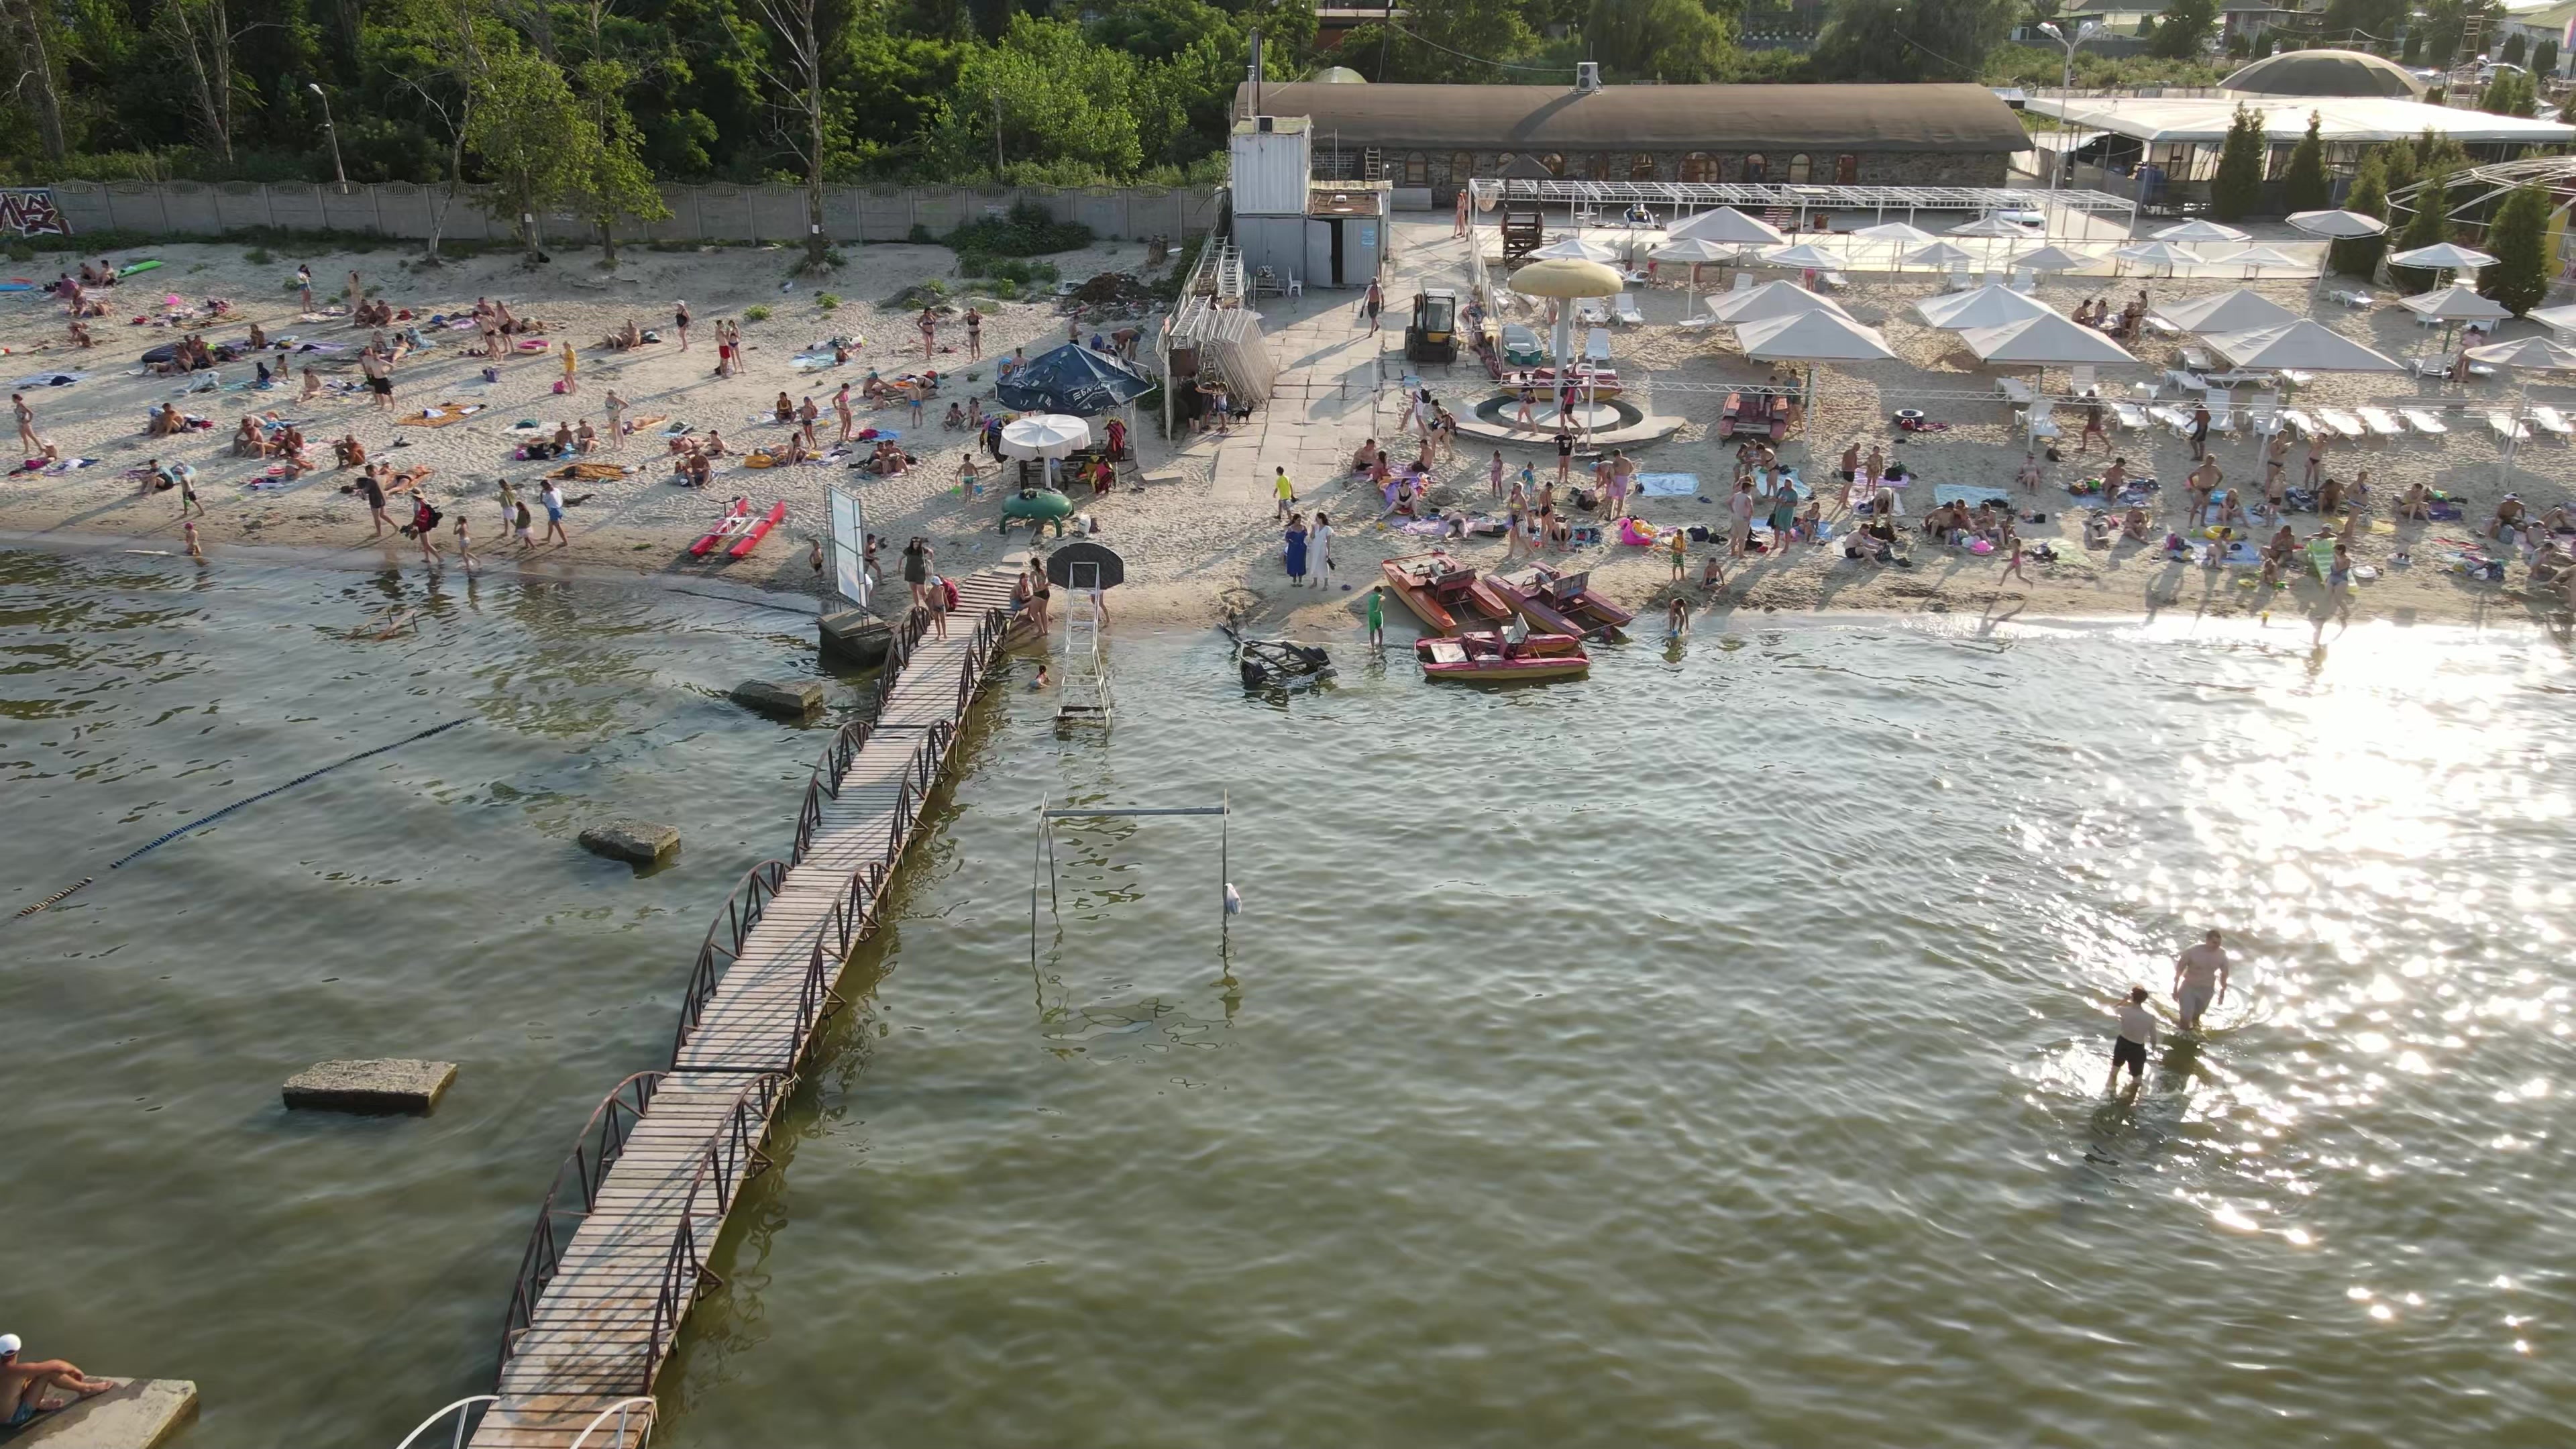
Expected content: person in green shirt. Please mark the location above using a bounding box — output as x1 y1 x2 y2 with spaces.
1365 584 1383 649
1273 466 1295 520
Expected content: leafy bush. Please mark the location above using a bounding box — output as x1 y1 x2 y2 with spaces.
955 251 1059 286
816 292 842 311
908 223 934 244
743 304 772 323
245 246 272 266
947 201 1092 258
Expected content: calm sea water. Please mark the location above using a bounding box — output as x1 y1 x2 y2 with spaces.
6 547 2573 1448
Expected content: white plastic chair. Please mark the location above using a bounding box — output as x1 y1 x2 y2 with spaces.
1285 274 1302 298
2247 392 2280 437
2021 399 2060 442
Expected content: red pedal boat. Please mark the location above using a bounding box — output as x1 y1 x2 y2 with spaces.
688 497 750 557
1416 626 1589 683
1381 550 1515 635
728 502 786 559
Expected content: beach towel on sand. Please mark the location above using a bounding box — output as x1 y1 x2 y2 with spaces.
395 402 484 427
1932 484 2012 508
1634 472 1697 497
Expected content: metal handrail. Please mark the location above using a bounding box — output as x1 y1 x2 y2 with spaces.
566 1397 659 1449
392 1395 499 1449
498 1071 666 1372
785 854 886 1061
644 1072 789 1386
668 859 792 1063
791 717 874 865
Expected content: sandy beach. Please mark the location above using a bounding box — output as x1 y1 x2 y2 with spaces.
1 219 2570 638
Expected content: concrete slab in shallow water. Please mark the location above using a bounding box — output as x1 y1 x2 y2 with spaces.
282 1058 457 1114
3 1379 197 1448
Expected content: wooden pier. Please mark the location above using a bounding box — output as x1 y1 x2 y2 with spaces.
455 566 1026 1449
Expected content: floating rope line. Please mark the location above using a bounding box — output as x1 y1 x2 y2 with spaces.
12 717 474 922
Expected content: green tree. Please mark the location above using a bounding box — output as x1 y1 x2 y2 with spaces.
2329 151 2390 275
567 59 669 263
2479 66 2536 115
2372 136 2416 195
2536 36 2559 73
2479 182 2551 315
2386 165 2452 292
2251 28 2275 57
2400 28 2420 62
1586 0 1738 82
2500 30 2525 63
2282 109 2329 212
1811 0 2019 80
1341 0 1538 82
939 16 1157 180
2147 0 2216 57
2318 0 2404 48
2210 103 2265 219
467 46 596 260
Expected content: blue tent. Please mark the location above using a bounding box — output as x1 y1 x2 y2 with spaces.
994 343 1154 416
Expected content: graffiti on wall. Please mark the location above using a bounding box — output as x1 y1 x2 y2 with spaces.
0 189 70 236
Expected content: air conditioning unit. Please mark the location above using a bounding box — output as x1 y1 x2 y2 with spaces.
1575 61 1601 93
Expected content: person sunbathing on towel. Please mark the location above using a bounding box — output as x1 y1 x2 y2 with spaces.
2123 505 2151 542
147 402 182 438
2489 494 2528 541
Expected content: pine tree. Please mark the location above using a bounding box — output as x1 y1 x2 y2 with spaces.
2479 184 2552 315
2330 152 2391 276
2252 28 2275 57
2500 31 2526 64
2387 166 2452 293
2538 38 2560 74
2210 105 2267 221
2282 110 2330 213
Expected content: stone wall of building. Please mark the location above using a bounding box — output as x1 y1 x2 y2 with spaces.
1319 148 2010 197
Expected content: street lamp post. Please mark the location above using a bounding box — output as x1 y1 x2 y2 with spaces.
2035 20 2101 193
308 82 347 193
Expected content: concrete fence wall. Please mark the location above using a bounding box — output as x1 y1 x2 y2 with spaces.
44 180 1223 246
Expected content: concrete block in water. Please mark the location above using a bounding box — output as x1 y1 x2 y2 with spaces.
731 677 824 717
282 1059 457 1115
9 1378 198 1447
817 610 891 669
578 820 680 865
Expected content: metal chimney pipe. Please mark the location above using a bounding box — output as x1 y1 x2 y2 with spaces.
1249 27 1264 117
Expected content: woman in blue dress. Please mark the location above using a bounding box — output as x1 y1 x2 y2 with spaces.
1283 513 1309 584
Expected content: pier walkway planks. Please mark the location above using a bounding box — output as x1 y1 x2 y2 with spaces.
463 567 1025 1449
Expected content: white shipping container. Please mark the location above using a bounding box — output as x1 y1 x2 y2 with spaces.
1229 117 1312 217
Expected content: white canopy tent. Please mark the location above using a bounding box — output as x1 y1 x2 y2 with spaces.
1735 310 1896 449
2287 209 2389 239
2114 240 2204 273
1904 240 1981 270
2153 219 2251 244
2010 244 2101 273
1761 243 1846 271
1001 413 1093 485
1666 207 1787 247
2023 94 2576 147
1958 313 2139 366
1650 236 1740 310
2463 336 2576 483
1529 235 1623 264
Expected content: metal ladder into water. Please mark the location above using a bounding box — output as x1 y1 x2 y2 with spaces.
1057 559 1111 725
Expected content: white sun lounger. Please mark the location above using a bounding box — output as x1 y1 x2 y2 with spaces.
2149 404 2192 435
2357 407 2404 439
2400 408 2447 435
2487 411 2530 443
2278 408 2318 437
2529 405 2573 440
2112 401 2150 431
1995 377 2034 405
2316 409 2365 441
1612 294 1645 326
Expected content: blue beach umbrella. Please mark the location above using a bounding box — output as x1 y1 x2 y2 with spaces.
994 343 1155 416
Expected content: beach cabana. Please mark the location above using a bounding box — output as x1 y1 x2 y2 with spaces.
1666 207 1786 248
1001 413 1092 486
1734 309 1895 448
2010 244 2100 274
2153 219 2250 244
2113 240 2202 275
1706 279 1852 326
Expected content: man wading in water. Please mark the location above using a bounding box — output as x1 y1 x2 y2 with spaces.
2171 929 2231 1032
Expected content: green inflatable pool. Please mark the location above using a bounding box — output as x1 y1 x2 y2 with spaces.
1000 487 1073 534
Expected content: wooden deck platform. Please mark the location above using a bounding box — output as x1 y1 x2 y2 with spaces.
462 566 1027 1449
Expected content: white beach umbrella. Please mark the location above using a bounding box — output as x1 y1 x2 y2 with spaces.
2287 209 2389 239
1949 213 2033 238
1735 309 1895 363
2523 302 2576 334
1958 311 2139 366
2149 289 2300 335
2010 244 2101 273
1705 278 1853 325
2113 240 2204 273
1651 235 1741 309
2399 283 2511 323
1903 240 1980 270
1915 284 2058 330
1531 235 1623 264
1001 412 1091 486
2463 335 2576 370
2387 241 2498 272
1761 242 1847 271
2463 336 2576 482
1855 221 1938 244
2225 246 2306 274
2202 319 2403 372
1667 207 1786 247
2153 219 2251 244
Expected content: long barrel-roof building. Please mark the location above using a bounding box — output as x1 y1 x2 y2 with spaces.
1231 81 2031 201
